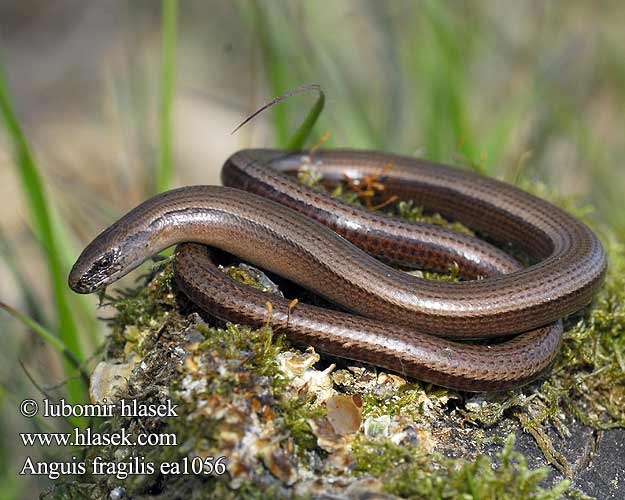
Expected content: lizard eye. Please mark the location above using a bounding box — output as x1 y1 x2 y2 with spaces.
96 255 112 268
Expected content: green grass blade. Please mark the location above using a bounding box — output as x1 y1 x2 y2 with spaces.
409 1 476 164
50 207 102 349
0 302 89 429
232 84 325 151
155 0 177 194
21 214 102 351
1 304 89 431
0 230 48 327
286 87 325 151
0 61 86 405
0 302 78 368
238 3 379 148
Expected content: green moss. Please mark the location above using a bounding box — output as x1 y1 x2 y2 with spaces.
173 320 323 455
104 260 180 358
194 322 289 380
389 199 475 236
353 434 570 499
281 396 326 454
302 169 475 241
224 265 274 293
358 381 447 421
296 164 324 189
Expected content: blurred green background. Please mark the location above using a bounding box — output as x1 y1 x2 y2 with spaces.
0 1 624 497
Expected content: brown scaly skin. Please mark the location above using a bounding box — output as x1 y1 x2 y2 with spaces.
69 149 606 391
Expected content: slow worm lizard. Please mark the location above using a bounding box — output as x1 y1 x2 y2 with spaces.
69 149 606 391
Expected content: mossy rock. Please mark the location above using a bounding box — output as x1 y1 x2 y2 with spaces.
43 180 625 500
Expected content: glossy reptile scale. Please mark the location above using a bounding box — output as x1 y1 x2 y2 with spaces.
68 149 607 391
